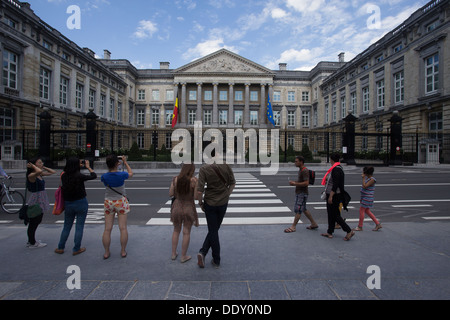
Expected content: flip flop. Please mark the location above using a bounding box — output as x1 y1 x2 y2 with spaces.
321 233 333 239
343 231 355 241
306 225 319 230
284 228 296 233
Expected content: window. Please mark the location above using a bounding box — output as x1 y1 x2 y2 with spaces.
219 91 228 101
287 111 295 127
137 109 145 125
313 107 318 127
350 92 357 113
425 53 439 94
5 16 17 29
394 71 404 104
235 91 243 101
89 89 96 110
273 110 281 127
219 110 227 125
273 91 281 102
301 111 310 128
429 112 443 132
375 54 383 63
341 96 346 119
152 90 160 101
166 90 174 101
204 90 212 101
109 98 114 119
234 110 243 125
332 101 337 122
250 111 258 125
138 90 146 100
325 103 329 123
2 50 18 89
250 91 258 102
287 91 295 102
43 40 53 51
188 110 196 125
362 87 370 113
40 68 51 100
204 110 212 125
426 20 439 32
137 133 145 149
117 101 122 122
189 90 197 101
302 92 309 102
376 80 385 109
60 77 69 106
165 110 173 126
152 109 159 126
75 84 84 110
0 108 14 143
100 94 106 117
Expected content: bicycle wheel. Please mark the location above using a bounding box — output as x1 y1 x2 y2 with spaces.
1 190 25 214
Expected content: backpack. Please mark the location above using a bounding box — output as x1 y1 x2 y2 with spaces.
308 168 315 185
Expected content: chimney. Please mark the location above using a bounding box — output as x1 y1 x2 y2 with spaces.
338 52 345 63
279 63 287 71
104 50 111 60
160 62 170 70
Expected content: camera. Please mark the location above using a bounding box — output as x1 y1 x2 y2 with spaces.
118 156 123 160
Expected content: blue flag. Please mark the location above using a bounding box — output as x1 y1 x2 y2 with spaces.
267 94 275 126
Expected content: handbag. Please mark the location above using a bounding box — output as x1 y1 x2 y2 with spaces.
52 172 64 215
27 204 43 218
321 175 330 200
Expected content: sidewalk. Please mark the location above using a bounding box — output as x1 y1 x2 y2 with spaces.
0 220 449 301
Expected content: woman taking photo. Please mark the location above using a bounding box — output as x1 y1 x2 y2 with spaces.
55 158 97 255
26 157 56 248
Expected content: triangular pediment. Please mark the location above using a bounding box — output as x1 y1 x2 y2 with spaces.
175 49 274 75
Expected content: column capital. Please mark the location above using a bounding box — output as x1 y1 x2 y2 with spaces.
228 82 234 86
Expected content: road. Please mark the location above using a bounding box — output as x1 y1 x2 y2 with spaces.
1 165 450 227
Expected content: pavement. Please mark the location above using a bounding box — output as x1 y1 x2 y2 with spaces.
0 219 449 302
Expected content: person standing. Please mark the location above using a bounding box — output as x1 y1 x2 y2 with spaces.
169 163 199 263
285 156 318 233
26 157 56 248
321 153 355 241
353 167 382 232
101 155 133 259
196 162 235 269
55 158 97 255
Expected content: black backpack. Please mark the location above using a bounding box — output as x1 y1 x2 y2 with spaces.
308 168 315 185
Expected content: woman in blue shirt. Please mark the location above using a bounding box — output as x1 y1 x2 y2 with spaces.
101 155 133 259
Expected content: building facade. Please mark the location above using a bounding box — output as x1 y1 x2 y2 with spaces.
1 0 449 163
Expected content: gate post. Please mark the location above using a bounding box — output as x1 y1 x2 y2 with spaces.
85 108 98 169
343 113 357 165
38 108 52 166
389 111 403 165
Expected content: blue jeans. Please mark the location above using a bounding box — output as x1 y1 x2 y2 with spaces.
199 202 228 265
57 198 88 252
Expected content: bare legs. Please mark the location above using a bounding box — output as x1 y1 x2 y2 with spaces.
172 222 193 262
103 213 128 259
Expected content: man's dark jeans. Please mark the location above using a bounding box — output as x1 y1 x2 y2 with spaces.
199 202 228 265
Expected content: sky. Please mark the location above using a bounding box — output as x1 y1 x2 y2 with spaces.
28 0 427 71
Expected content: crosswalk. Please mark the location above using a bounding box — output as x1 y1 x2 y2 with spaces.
146 173 295 226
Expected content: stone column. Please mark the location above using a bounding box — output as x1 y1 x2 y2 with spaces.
197 82 202 122
228 83 234 125
213 82 219 126
260 84 266 126
244 83 250 126
181 83 186 125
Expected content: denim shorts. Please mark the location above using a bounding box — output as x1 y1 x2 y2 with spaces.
294 193 308 214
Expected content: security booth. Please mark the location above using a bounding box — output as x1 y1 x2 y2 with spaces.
418 139 440 164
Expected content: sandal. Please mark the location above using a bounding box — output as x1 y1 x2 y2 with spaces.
353 226 363 231
306 225 319 230
284 227 296 233
343 231 355 241
373 224 382 231
181 256 191 263
321 233 333 239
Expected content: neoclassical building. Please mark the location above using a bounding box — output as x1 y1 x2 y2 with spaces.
1 0 449 163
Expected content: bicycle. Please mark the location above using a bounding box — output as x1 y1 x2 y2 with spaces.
0 176 25 214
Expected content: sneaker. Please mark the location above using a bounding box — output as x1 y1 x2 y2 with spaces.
28 241 47 248
211 259 220 269
197 253 205 268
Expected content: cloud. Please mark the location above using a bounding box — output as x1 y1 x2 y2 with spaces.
271 8 289 19
133 20 158 39
285 0 326 13
182 38 237 61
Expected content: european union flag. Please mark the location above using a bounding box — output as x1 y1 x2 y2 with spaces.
267 94 275 126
